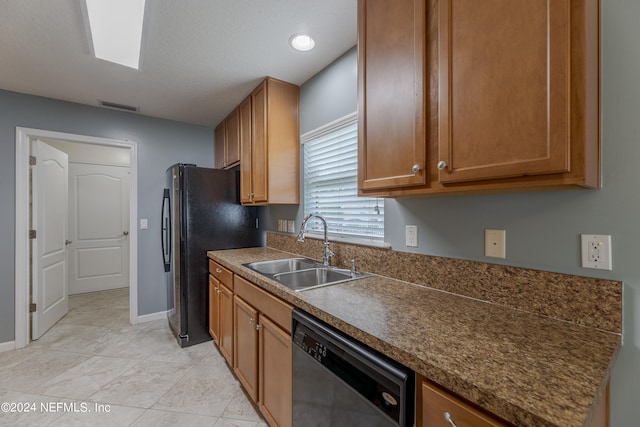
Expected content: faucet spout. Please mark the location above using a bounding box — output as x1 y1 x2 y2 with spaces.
297 214 334 266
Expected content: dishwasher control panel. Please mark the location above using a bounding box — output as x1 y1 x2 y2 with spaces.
293 327 328 362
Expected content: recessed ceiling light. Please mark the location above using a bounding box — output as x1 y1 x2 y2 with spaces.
85 0 146 69
289 33 315 52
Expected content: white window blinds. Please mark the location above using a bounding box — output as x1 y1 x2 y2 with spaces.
303 113 384 240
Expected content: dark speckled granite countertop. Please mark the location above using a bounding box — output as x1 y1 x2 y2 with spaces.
208 247 620 427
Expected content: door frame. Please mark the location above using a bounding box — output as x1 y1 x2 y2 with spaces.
14 127 138 349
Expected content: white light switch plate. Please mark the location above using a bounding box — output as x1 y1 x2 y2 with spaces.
140 218 148 229
485 229 506 258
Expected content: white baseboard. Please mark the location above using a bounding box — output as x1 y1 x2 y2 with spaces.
0 341 16 353
137 310 169 324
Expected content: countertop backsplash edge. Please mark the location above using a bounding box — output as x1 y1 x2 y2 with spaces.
266 232 622 334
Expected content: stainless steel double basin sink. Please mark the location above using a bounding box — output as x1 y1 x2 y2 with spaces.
243 258 370 292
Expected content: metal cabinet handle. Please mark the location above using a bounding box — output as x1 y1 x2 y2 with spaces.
217 289 222 294
215 268 222 273
256 324 262 331
249 317 254 324
123 231 129 236
437 160 448 170
444 412 458 427
65 240 72 246
412 164 421 173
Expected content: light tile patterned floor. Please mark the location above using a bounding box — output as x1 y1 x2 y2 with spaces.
0 288 267 427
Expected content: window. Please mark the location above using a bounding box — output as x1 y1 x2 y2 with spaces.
303 112 384 242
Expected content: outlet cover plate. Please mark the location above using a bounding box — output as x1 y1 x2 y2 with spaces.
405 225 418 247
485 229 506 258
581 234 612 270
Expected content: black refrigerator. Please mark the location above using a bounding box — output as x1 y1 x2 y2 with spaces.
161 164 263 347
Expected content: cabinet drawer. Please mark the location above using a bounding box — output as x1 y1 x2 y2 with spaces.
234 275 293 333
421 381 510 427
209 259 233 288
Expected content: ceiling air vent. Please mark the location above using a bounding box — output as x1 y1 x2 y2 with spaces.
98 100 139 113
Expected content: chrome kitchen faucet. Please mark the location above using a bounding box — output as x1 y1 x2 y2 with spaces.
296 214 334 266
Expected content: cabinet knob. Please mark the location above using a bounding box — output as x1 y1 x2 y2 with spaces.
411 164 421 174
215 268 222 273
249 317 254 324
437 160 448 170
217 289 222 294
443 412 458 427
256 324 262 331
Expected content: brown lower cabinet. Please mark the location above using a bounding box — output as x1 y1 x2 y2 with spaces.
420 379 511 427
208 261 234 366
258 314 292 427
233 295 259 400
208 275 220 342
420 377 609 427
233 275 293 427
218 283 234 364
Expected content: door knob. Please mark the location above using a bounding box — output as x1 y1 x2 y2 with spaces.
123 231 129 236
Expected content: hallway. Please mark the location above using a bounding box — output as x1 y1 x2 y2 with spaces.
0 288 266 426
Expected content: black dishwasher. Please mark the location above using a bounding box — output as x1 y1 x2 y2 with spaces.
292 309 415 427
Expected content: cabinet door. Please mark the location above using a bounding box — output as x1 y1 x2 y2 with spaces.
358 0 427 192
239 96 253 204
218 283 234 365
208 275 220 342
259 315 292 427
250 81 268 204
233 295 259 401
437 0 570 183
225 108 240 168
214 122 225 169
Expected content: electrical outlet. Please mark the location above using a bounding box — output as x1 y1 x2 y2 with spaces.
287 220 295 234
581 234 612 270
485 229 506 258
405 225 418 247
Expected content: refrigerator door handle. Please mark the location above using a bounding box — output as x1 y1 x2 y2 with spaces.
161 188 171 272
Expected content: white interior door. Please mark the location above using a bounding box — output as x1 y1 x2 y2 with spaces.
31 139 69 340
68 163 130 294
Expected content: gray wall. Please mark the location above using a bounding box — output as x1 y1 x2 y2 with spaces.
0 89 214 342
279 5 639 424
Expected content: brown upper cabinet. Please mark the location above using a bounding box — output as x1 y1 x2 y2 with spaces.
214 108 240 169
358 0 428 191
358 0 600 197
241 77 300 205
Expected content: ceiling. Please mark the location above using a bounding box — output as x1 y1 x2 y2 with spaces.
0 0 357 127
